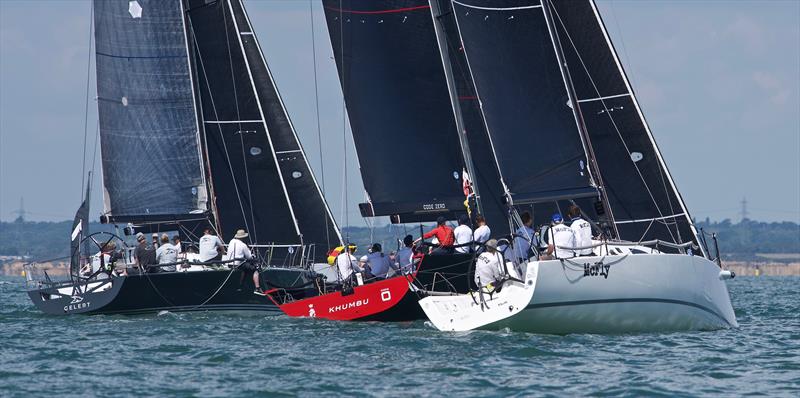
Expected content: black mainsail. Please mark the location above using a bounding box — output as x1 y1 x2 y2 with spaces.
95 0 340 261
94 0 208 222
322 0 469 223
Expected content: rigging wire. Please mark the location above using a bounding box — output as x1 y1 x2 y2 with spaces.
309 0 331 250
80 1 94 200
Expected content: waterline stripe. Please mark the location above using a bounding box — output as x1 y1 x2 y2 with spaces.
526 298 731 326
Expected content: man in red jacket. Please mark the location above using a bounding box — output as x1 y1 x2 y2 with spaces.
417 216 455 254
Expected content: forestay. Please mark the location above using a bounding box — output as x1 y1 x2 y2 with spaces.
94 0 208 220
323 0 467 222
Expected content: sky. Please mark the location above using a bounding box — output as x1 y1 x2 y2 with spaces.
0 0 798 225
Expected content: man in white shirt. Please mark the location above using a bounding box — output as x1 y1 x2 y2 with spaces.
474 239 504 290
335 244 361 283
453 214 473 254
225 229 263 295
513 212 537 262
568 205 594 256
155 234 178 272
395 235 415 274
198 227 224 262
472 214 491 249
545 214 575 259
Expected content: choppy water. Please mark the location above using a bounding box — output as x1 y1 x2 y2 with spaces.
0 276 798 397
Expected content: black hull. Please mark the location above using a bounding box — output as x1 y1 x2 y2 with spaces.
28 268 315 316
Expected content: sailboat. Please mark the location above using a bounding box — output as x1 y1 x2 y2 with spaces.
26 0 341 315
322 0 737 333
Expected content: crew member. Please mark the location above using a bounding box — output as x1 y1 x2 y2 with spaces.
198 227 225 262
395 235 415 274
474 239 504 290
335 243 361 283
472 214 491 252
225 229 263 295
366 243 395 279
134 232 156 273
453 214 473 254
545 214 575 259
512 212 537 263
155 234 178 272
568 205 593 256
417 216 455 254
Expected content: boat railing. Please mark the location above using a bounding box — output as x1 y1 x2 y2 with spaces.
554 239 698 255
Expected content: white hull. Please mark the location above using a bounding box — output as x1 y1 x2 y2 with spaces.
420 264 539 332
489 254 737 334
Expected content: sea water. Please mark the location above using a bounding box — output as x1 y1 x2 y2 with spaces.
0 276 797 397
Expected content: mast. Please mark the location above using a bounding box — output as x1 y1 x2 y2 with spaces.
429 0 482 216
540 0 618 237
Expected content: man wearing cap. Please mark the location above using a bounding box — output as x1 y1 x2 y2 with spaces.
545 213 576 260
335 243 361 283
395 235 415 274
198 227 224 262
417 216 455 254
453 214 473 254
225 229 264 295
474 239 505 290
134 232 156 273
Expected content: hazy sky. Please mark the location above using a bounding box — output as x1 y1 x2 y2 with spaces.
1 0 798 225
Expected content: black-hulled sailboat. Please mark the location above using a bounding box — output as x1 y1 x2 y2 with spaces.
324 0 737 333
26 0 341 315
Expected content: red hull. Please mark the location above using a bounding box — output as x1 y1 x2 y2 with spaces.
268 275 421 321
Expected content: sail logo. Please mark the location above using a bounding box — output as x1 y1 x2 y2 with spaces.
380 288 391 302
328 299 369 314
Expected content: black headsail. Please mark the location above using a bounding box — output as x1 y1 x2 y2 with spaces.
549 0 701 251
186 0 341 260
94 0 208 223
323 0 469 223
450 0 599 215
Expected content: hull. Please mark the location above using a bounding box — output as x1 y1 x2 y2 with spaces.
420 263 539 331
27 268 315 316
268 275 424 322
490 254 737 334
